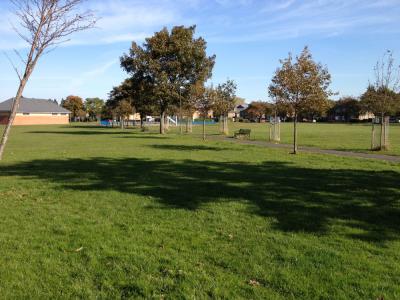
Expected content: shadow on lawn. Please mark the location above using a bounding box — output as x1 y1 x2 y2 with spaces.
1 157 399 243
149 144 236 151
28 130 171 139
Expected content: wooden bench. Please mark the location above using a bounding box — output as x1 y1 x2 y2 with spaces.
234 129 251 139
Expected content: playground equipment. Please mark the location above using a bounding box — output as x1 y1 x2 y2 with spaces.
167 116 178 126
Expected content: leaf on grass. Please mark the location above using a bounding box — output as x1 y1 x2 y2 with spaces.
248 279 260 287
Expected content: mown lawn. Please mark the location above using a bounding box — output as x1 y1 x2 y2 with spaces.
182 121 400 156
0 124 399 299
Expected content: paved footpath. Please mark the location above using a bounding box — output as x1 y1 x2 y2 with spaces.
208 136 400 163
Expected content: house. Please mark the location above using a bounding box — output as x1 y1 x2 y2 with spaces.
0 97 71 125
327 99 374 122
231 104 249 121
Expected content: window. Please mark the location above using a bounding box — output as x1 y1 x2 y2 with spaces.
61 113 68 116
52 113 58 116
23 113 30 115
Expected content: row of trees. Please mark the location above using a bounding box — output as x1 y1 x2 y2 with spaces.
61 96 105 122
109 34 399 152
0 0 397 159
244 90 400 125
265 48 399 153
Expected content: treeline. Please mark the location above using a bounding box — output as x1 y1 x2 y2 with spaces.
61 96 105 122
244 92 400 124
63 25 399 153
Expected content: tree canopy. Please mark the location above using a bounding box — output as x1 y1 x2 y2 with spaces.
120 25 216 134
244 101 273 122
85 98 104 121
269 46 333 153
61 95 84 120
328 97 362 122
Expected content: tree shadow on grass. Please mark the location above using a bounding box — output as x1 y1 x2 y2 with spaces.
28 130 128 136
149 144 237 151
28 131 172 139
1 157 399 243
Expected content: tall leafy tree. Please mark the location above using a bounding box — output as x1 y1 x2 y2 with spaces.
269 46 333 154
61 96 84 121
129 76 157 129
120 25 215 134
360 50 400 150
0 0 96 160
85 98 105 121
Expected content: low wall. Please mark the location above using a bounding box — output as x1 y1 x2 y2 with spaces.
13 115 69 125
0 114 69 125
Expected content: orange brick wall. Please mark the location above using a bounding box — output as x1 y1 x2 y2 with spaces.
0 114 69 126
14 114 70 125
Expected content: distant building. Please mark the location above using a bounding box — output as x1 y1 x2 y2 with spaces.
0 97 71 125
326 98 374 122
231 104 249 120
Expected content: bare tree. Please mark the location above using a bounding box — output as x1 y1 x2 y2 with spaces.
196 86 215 141
214 80 237 135
0 0 96 160
361 50 400 150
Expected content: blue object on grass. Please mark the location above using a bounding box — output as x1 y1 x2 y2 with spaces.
100 120 112 127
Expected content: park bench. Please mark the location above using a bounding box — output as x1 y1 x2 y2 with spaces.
234 129 251 139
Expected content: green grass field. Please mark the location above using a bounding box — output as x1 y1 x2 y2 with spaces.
186 121 400 156
0 124 399 299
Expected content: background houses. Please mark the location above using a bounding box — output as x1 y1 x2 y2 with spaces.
0 97 71 125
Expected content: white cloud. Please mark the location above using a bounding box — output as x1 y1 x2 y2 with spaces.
69 60 117 90
0 0 399 48
261 0 295 13
208 0 400 43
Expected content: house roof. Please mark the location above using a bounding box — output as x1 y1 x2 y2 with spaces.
0 97 70 114
234 104 248 112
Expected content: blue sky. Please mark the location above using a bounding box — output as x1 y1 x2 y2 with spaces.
0 0 400 102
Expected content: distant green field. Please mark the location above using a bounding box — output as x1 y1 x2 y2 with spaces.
0 124 399 298
4 122 400 155
172 121 400 156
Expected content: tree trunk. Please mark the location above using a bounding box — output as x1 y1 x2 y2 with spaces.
220 115 224 134
179 110 183 135
160 111 165 134
371 120 376 150
0 79 28 160
203 118 206 141
224 114 229 135
140 115 144 129
120 116 124 129
186 116 190 133
293 113 298 154
380 113 388 150
164 114 169 131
